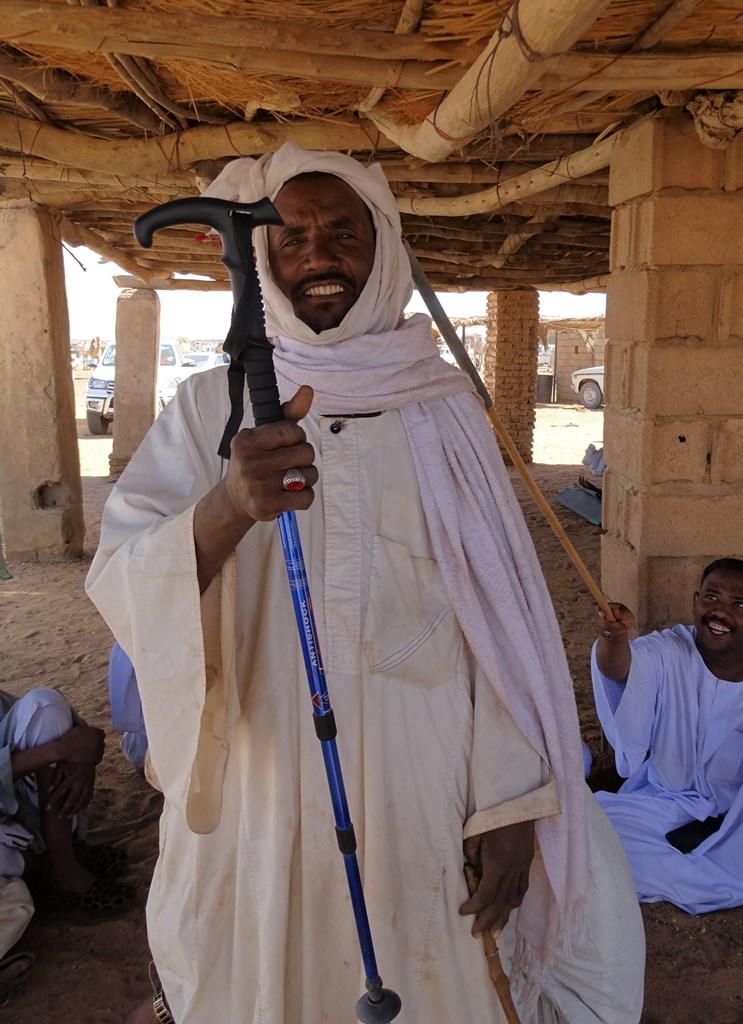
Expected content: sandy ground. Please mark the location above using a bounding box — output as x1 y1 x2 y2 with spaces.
1 378 741 1024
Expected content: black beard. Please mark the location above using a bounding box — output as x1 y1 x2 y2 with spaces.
302 303 350 333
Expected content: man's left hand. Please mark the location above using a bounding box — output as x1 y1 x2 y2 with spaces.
459 820 535 939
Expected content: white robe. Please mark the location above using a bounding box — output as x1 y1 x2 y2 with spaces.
87 367 643 1023
593 624 743 914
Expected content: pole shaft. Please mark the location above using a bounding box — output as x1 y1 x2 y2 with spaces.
278 510 382 984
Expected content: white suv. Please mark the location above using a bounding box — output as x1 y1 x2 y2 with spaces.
571 365 605 409
85 341 195 435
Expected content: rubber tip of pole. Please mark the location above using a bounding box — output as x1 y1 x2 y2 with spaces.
355 987 402 1023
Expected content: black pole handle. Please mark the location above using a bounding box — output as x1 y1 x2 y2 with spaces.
133 196 285 427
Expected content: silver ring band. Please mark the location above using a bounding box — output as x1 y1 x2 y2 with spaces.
603 630 614 639
282 468 306 492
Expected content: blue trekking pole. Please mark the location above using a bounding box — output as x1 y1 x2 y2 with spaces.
134 197 402 1024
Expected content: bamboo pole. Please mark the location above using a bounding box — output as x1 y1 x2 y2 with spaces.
405 242 615 621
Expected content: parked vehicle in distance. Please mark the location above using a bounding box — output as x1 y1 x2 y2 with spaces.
187 351 230 372
571 365 605 409
85 340 196 435
158 350 230 405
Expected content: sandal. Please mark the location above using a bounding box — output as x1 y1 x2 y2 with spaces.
0 951 35 1008
33 877 135 917
73 842 128 880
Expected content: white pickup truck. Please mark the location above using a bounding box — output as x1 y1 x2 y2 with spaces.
570 365 605 409
85 340 196 435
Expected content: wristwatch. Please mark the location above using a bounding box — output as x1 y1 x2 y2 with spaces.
153 989 175 1024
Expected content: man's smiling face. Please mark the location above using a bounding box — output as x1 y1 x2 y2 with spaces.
267 173 376 334
692 567 743 667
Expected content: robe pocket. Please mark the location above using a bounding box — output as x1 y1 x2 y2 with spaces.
362 535 462 688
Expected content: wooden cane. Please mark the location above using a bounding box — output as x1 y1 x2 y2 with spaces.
406 243 615 622
464 865 521 1024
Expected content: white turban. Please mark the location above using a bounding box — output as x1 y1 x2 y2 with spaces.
202 143 413 345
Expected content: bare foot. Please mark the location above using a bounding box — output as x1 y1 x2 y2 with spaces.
43 855 96 895
125 997 159 1024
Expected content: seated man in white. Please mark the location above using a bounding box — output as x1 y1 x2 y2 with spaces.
592 557 743 914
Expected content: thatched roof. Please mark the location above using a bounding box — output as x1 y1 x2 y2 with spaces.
1 0 741 292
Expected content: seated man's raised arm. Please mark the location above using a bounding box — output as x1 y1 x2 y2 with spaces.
595 602 635 683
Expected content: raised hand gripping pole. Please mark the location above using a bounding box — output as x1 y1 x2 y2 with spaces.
134 198 401 1024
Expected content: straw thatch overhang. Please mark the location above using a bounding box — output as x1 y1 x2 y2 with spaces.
1 0 742 292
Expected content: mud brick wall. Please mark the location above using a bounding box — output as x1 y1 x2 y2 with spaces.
483 289 539 463
603 110 743 630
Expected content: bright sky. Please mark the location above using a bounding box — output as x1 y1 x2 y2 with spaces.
62 245 606 343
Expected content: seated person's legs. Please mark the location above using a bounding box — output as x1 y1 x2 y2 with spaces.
5 688 133 914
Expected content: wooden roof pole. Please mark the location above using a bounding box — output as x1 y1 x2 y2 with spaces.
0 48 164 131
396 131 621 217
113 275 229 292
536 275 608 293
635 0 708 50
540 0 710 124
0 112 398 176
56 212 160 284
0 3 469 92
367 0 612 162
490 213 557 269
356 0 424 113
1 2 473 65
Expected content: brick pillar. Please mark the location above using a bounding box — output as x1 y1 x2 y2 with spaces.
603 110 743 630
109 288 160 477
483 289 539 463
0 203 84 560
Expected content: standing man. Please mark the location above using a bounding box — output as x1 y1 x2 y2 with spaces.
593 558 743 914
88 144 643 1024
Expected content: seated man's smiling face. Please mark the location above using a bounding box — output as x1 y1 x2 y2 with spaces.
267 173 376 334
